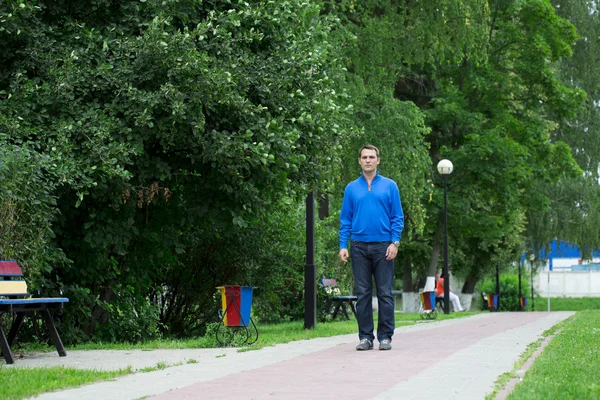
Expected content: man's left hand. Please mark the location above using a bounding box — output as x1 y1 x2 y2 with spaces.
386 244 398 260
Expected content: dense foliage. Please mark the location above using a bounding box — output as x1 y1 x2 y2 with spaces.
326 0 589 293
1 0 351 341
526 0 600 257
0 0 596 342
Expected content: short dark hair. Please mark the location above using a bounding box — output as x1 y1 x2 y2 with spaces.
359 144 379 158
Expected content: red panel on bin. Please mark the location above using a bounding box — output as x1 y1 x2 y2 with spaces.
488 294 498 309
224 286 241 326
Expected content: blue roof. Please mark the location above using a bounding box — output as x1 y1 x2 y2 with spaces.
526 240 600 260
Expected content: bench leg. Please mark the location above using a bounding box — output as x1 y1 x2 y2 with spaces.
331 302 342 320
41 310 66 357
7 312 25 346
322 299 333 321
349 301 357 319
0 326 14 364
340 302 350 320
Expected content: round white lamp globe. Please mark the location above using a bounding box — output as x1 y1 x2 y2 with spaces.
437 159 453 175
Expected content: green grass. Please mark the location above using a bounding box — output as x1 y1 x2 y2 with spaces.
30 311 474 352
507 310 600 399
0 366 132 400
531 296 600 311
487 320 566 399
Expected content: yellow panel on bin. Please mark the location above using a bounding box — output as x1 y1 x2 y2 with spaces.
217 286 228 326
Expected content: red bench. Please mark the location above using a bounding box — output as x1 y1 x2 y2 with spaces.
0 260 69 364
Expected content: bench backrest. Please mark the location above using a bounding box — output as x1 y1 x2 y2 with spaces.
0 260 29 297
320 278 343 296
320 278 338 288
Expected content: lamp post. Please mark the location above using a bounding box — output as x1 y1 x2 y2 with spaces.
518 259 523 311
304 191 316 329
437 159 453 315
531 260 535 311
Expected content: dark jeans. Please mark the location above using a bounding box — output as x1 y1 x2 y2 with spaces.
350 240 395 343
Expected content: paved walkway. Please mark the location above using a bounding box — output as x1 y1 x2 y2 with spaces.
10 311 572 400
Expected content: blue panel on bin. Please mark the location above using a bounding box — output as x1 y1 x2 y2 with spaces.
429 291 436 310
239 286 253 327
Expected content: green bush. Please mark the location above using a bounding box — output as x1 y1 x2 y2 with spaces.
478 273 531 312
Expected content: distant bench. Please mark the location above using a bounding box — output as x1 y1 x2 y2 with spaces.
0 260 69 364
320 278 357 321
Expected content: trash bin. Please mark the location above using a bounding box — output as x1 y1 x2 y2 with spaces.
488 294 499 310
519 296 528 308
217 285 254 327
420 291 437 311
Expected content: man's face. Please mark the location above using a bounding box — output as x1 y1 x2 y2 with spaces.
358 149 380 173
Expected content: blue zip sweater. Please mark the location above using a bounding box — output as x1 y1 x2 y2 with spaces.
339 171 404 249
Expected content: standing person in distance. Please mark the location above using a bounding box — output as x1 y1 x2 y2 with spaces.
339 144 404 351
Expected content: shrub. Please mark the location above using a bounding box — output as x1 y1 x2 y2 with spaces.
478 273 531 311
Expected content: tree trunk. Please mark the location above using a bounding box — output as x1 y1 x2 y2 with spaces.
318 192 329 220
461 263 480 293
461 276 477 294
428 220 444 277
84 285 113 336
402 256 413 292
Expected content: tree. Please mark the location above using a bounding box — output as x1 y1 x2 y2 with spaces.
328 0 584 292
0 0 352 340
424 0 584 290
525 0 600 256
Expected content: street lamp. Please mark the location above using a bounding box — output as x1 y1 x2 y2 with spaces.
437 159 453 315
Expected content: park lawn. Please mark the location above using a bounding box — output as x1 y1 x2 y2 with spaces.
507 310 600 399
531 296 600 311
0 366 132 400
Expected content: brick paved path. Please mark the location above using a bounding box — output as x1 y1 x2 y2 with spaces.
30 312 572 400
151 312 571 400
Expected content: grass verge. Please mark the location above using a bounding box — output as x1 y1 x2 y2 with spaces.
505 310 600 399
486 314 572 399
0 366 132 399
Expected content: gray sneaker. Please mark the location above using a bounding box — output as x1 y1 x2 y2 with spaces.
379 339 392 350
356 338 373 351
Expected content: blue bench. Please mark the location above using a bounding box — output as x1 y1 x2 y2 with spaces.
0 260 69 364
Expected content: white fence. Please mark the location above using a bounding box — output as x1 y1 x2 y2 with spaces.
534 270 600 297
383 271 600 314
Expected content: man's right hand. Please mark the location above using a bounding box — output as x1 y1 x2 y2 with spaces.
339 249 349 263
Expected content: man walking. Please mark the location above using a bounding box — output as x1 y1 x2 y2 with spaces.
339 145 404 351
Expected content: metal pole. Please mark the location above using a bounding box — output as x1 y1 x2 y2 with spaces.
547 255 552 312
518 261 522 311
547 269 550 312
495 264 500 311
443 175 450 315
304 191 316 329
531 261 535 311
